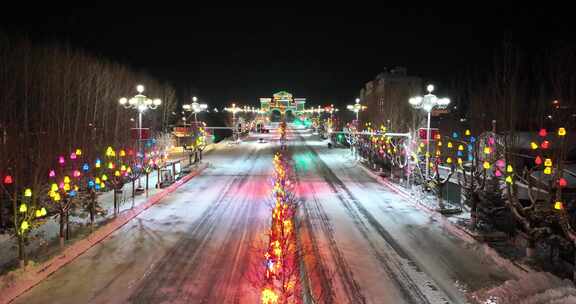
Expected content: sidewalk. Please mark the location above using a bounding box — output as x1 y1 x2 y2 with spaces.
0 141 224 277
0 161 208 304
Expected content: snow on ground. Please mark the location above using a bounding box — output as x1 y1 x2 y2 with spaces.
11 128 531 304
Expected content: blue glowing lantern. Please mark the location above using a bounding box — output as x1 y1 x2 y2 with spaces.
452 132 459 139
82 163 90 172
88 180 95 189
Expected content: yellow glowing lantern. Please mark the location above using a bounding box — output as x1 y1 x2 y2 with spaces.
19 204 27 213
24 188 32 197
53 193 61 201
120 165 127 172
120 150 126 157
554 201 564 210
506 165 513 173
101 174 108 181
63 184 71 191
544 158 552 167
51 183 58 192
447 142 453 148
457 158 463 165
437 141 442 147
95 177 101 184
530 142 538 150
446 157 452 164
114 170 121 177
64 176 71 184
420 142 425 148
505 176 513 184
100 182 106 189
458 145 464 151
105 146 115 157
483 161 490 169
484 147 491 154
558 127 566 136
465 129 471 136
544 167 552 175
108 162 114 170
20 221 29 232
75 148 82 156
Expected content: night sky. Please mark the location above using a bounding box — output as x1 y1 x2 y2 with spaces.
1 6 575 109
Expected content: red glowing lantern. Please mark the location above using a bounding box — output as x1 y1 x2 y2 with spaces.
3 175 13 185
535 156 543 165
539 128 547 137
541 140 550 149
558 178 567 188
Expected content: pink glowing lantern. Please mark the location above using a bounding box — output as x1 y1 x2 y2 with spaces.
73 170 81 178
58 156 65 165
49 169 56 178
70 152 77 160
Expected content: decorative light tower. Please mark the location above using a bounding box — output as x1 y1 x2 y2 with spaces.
182 96 208 128
409 84 450 179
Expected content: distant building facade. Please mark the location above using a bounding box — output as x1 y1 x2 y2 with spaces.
359 67 422 132
260 91 306 122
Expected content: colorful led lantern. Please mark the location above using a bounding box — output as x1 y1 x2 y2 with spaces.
114 170 121 177
4 175 15 185
51 183 58 192
558 127 566 136
539 128 547 137
82 163 90 172
554 201 563 210
470 136 476 143
483 161 491 169
75 148 82 156
541 141 550 149
544 158 552 167
20 221 29 232
484 147 491 154
465 129 471 136
120 150 126 157
447 142 453 148
64 176 71 184
105 146 115 157
19 204 27 213
59 156 65 165
535 156 543 165
63 184 71 191
53 193 61 201
506 165 514 173
558 178 567 188
24 188 32 197
49 170 56 178
494 169 502 177
452 132 459 138
544 167 552 175
437 141 442 147
458 145 464 151
88 180 95 188
70 152 77 160
446 157 452 164
505 176 513 184
530 142 538 150
73 170 81 178
101 174 108 181
108 162 114 170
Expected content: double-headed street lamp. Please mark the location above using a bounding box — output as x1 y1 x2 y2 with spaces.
409 84 450 179
347 98 367 126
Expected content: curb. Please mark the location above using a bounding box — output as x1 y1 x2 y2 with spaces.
356 162 534 278
0 163 209 304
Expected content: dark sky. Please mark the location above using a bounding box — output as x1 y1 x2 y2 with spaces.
1 6 575 109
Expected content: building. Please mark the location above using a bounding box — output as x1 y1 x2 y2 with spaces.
260 91 306 122
359 67 422 132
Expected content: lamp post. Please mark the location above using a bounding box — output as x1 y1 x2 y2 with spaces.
409 84 450 180
224 103 243 142
119 85 161 190
182 96 208 163
346 98 366 127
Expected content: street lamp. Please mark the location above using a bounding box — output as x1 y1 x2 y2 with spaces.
409 84 450 179
119 85 161 190
346 98 367 126
224 103 243 142
182 97 208 163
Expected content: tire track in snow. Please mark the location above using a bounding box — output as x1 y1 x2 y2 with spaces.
301 140 450 304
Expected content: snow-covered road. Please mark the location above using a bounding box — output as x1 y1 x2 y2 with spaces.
13 128 515 304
